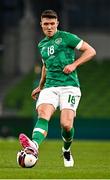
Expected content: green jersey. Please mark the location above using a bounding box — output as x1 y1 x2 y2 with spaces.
38 30 82 88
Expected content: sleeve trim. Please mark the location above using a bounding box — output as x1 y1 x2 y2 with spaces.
75 40 83 50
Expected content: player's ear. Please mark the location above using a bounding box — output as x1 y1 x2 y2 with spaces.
40 21 42 27
57 21 59 27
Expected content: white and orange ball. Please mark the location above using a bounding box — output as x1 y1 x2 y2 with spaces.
17 147 38 168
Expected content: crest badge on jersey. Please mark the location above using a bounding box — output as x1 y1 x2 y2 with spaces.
55 38 62 45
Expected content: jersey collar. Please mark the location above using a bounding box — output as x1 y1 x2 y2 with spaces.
46 30 59 40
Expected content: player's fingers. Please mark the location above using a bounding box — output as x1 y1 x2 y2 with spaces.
63 68 70 74
31 95 37 101
31 89 38 96
63 67 67 73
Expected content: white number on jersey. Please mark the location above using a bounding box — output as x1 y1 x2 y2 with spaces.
48 46 54 56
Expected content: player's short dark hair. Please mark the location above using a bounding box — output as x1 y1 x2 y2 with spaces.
41 10 58 19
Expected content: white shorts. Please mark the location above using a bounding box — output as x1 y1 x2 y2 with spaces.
36 86 81 111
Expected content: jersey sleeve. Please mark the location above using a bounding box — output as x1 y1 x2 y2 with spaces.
64 32 83 49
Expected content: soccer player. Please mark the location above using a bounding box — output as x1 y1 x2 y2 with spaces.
19 10 96 167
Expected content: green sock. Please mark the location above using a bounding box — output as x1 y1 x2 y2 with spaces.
32 117 48 146
61 127 74 150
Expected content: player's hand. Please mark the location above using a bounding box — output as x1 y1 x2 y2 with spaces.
31 86 41 100
63 63 77 74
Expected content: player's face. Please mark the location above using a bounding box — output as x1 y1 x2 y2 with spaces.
40 18 59 37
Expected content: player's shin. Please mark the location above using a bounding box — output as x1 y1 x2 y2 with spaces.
32 117 48 146
61 127 74 150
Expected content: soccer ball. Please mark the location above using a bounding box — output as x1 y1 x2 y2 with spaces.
17 147 38 168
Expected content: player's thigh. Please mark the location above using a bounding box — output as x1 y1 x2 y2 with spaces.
36 88 59 120
37 103 55 120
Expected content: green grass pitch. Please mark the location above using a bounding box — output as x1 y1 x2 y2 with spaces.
0 139 110 179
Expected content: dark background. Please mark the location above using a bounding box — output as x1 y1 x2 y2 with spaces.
0 0 110 139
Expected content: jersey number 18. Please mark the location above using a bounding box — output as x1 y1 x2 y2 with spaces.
48 46 54 56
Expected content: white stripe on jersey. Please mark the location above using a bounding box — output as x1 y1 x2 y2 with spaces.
75 40 83 50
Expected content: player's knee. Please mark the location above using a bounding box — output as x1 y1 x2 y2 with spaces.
62 122 72 132
37 108 48 119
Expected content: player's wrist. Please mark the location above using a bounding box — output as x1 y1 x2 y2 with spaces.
73 60 79 68
39 84 44 90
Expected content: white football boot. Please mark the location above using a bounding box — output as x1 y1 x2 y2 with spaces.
62 147 74 167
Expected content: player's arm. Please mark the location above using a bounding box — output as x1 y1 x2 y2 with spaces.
38 63 46 89
74 41 96 67
31 64 46 100
63 41 96 74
